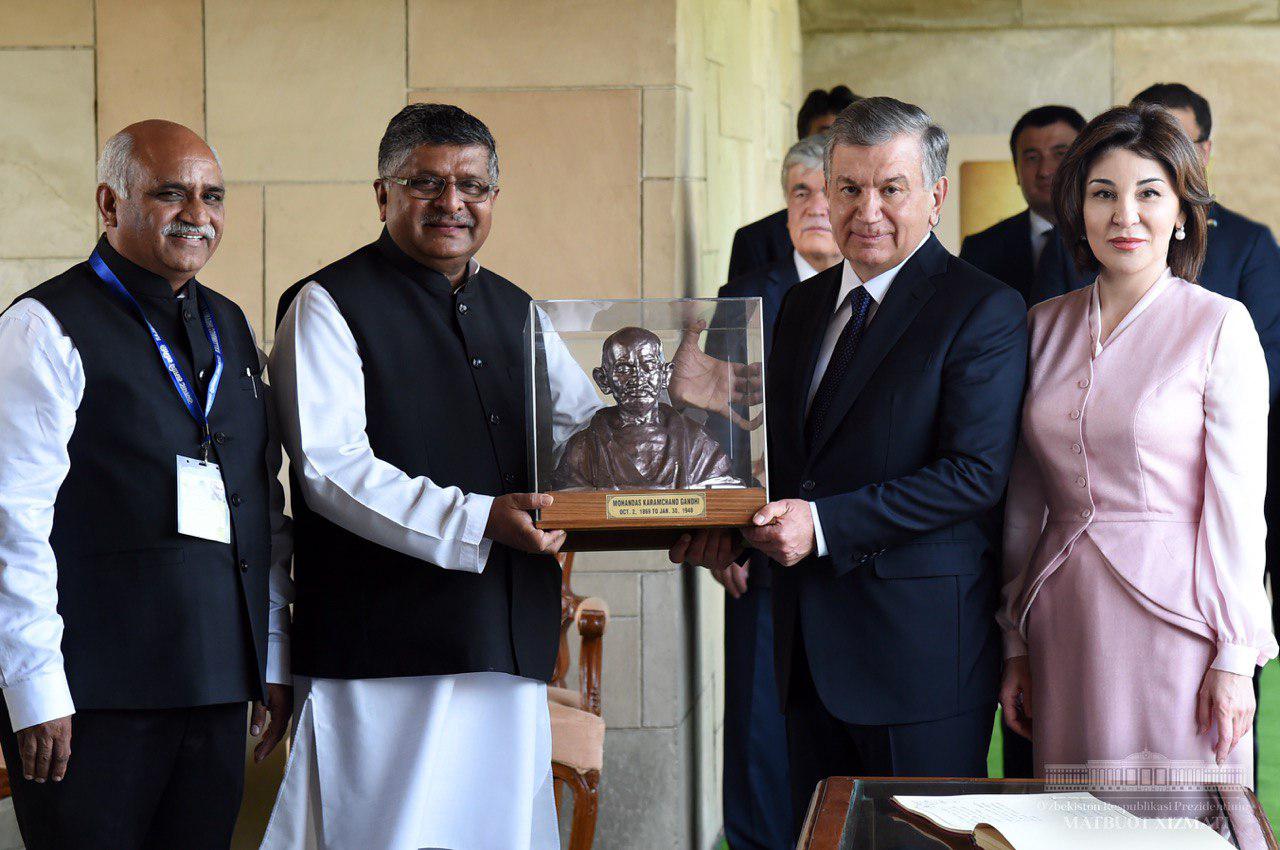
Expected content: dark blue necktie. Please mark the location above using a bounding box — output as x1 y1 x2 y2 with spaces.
806 286 874 447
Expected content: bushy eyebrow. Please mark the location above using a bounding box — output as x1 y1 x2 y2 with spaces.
154 181 225 194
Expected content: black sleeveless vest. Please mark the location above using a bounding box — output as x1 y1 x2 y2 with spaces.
17 239 271 709
277 231 561 681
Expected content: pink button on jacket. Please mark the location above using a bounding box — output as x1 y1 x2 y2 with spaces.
999 274 1278 675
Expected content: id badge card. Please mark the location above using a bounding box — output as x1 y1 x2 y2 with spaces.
177 455 232 544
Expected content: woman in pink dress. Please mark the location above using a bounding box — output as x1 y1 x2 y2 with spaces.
998 104 1277 784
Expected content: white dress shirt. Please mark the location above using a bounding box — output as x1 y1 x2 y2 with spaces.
1028 208 1054 269
793 250 820 283
262 274 596 850
806 234 932 558
0 296 294 732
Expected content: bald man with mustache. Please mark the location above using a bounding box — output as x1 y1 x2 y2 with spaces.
0 120 292 849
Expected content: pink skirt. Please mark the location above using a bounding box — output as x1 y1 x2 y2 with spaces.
1026 532 1252 785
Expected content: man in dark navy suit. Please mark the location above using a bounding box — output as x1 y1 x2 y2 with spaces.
707 132 842 850
960 105 1087 307
676 98 1027 838
727 86 859 282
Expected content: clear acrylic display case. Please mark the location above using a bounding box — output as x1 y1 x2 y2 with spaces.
525 297 769 551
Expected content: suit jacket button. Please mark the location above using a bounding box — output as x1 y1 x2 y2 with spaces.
457 303 469 315
489 413 501 425
471 357 484 368
230 493 242 507
214 431 228 444
801 479 815 491
238 559 249 573
503 472 516 485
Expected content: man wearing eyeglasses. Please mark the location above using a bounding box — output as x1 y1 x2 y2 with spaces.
261 103 584 849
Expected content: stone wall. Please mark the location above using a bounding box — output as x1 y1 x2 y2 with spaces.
800 0 1280 249
0 2 799 847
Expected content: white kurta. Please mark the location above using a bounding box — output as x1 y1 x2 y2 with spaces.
263 275 598 850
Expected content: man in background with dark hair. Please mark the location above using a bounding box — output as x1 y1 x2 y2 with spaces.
726 86 859 283
960 105 1087 306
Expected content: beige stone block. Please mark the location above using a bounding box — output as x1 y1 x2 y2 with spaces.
407 0 677 89
940 133 1011 254
804 29 1113 138
263 183 383 331
698 248 722 297
200 184 265 340
676 0 707 89
95 0 205 146
0 258 80 307
641 569 690 727
643 179 701 298
599 616 641 728
645 87 704 179
574 549 677 573
799 0 1017 31
0 50 97 258
716 2 756 142
706 136 747 278
205 0 404 183
0 0 92 46
572 570 641 617
408 88 642 301
1114 26 1280 232
1026 0 1276 26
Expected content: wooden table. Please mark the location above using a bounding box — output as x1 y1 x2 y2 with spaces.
798 777 1279 850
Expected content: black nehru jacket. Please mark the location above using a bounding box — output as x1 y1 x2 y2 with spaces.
17 238 271 710
276 230 562 682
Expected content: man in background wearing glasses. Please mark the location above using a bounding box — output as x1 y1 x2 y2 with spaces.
262 103 578 849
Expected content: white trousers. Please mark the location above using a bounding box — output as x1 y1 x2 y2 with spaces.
259 672 559 850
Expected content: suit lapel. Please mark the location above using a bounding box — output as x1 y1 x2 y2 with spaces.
790 264 842 432
806 236 942 460
1012 209 1034 286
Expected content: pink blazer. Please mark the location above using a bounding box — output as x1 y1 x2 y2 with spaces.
999 272 1278 675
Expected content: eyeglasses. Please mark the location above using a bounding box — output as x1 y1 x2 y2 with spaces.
381 175 496 203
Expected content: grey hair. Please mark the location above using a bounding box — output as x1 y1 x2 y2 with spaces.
780 132 829 193
97 130 140 199
823 96 949 187
378 103 499 185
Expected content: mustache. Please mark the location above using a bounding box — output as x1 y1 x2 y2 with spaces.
421 212 476 228
162 221 216 239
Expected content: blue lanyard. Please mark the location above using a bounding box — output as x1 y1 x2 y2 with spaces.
88 250 224 461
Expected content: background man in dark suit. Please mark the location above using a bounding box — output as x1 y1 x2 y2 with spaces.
708 131 842 850
726 86 859 282
676 98 1027 838
960 105 1086 306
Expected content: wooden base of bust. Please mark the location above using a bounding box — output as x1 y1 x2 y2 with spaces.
536 487 767 552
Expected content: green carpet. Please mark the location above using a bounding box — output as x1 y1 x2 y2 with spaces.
989 659 1280 819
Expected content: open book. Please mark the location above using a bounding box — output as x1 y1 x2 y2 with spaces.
891 791 1234 850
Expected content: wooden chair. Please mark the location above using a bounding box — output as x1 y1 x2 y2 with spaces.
548 552 609 850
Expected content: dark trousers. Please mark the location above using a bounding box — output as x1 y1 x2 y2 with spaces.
0 702 247 850
723 579 792 850
1001 714 1034 778
785 639 994 840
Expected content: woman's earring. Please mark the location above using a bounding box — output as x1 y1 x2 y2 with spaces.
1174 224 1186 241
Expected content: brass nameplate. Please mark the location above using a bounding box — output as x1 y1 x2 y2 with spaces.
605 493 707 520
